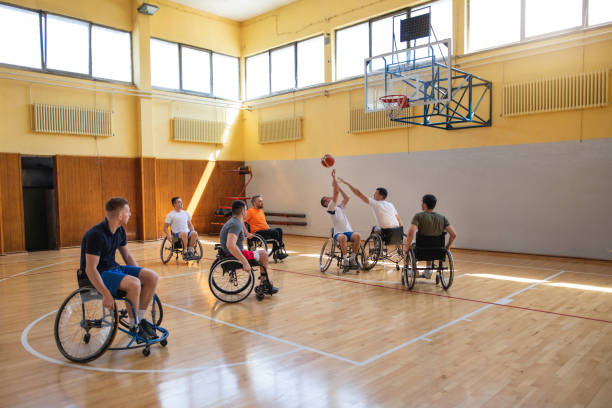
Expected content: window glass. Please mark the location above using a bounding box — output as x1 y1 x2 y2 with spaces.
336 22 369 80
0 4 41 69
469 0 521 52
588 0 612 26
92 26 131 82
46 14 89 74
150 38 179 89
212 53 239 100
181 46 211 94
246 52 270 99
271 44 295 92
525 0 582 37
297 35 325 88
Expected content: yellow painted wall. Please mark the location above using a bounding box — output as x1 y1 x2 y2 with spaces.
0 0 243 161
240 0 612 161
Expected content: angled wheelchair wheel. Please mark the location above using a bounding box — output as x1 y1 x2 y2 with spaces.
209 258 254 303
248 234 268 254
402 250 417 290
361 234 382 271
160 237 175 264
438 250 454 290
54 287 118 363
319 238 336 273
191 240 204 261
148 294 163 326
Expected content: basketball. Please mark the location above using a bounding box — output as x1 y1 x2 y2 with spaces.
321 154 335 168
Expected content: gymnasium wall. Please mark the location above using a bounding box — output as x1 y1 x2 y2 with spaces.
240 0 612 259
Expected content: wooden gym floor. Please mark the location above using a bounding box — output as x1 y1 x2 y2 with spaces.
0 235 611 407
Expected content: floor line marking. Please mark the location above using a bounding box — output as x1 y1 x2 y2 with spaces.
164 303 361 366
457 259 612 277
21 310 301 373
361 271 566 365
0 259 74 283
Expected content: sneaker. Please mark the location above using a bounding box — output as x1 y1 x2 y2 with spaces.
276 252 288 260
139 319 158 339
422 268 432 279
262 280 279 295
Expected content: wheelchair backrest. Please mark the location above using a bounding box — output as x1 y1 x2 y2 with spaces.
381 226 404 245
414 232 447 261
245 222 252 233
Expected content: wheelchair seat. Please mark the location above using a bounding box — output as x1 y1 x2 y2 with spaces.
414 233 447 261
380 226 404 245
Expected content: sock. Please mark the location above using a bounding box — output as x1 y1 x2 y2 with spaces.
137 310 146 321
350 253 356 260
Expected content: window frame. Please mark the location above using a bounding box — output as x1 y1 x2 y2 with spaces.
467 0 612 54
245 33 325 100
0 2 134 85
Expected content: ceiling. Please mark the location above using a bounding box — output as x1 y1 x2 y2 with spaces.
170 0 298 22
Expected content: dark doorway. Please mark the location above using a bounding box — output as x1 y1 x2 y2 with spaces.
22 156 58 251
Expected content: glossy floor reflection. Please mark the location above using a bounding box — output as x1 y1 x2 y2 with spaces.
1 236 611 407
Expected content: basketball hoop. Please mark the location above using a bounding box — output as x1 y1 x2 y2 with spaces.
379 95 409 119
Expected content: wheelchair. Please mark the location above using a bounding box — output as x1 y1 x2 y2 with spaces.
402 233 454 290
54 269 169 363
160 232 203 264
361 226 406 271
245 222 287 263
208 244 275 302
319 230 363 274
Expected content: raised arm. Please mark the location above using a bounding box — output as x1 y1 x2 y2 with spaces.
332 170 349 208
338 177 369 204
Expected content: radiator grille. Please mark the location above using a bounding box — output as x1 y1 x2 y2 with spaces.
172 117 225 144
501 71 609 117
31 103 112 137
349 108 409 133
258 117 302 144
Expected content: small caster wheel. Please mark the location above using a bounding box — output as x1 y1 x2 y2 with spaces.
83 333 90 344
396 264 400 271
255 285 265 300
160 339 168 347
143 347 151 357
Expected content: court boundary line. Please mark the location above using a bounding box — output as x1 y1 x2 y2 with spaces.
21 310 302 373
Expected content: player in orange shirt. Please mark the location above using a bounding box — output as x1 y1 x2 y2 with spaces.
246 195 288 260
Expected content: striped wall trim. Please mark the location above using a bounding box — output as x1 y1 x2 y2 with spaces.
258 117 302 144
172 117 225 144
501 70 609 117
349 108 409 133
31 103 112 137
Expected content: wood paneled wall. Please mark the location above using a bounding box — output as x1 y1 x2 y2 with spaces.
0 154 243 252
0 153 25 253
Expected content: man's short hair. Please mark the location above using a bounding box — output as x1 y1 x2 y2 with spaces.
232 200 246 216
105 197 128 213
320 196 328 207
423 194 437 210
251 195 261 205
171 197 180 205
376 187 388 199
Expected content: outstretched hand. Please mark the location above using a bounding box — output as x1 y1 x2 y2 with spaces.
338 177 347 184
331 169 336 178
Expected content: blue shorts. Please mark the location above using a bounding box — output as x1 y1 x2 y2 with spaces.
334 231 353 241
173 231 195 240
100 265 142 297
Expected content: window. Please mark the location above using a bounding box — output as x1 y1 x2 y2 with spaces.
181 46 211 94
411 0 452 62
589 0 612 26
46 14 89 75
271 44 295 93
336 22 369 80
525 0 582 37
469 0 610 52
297 35 324 88
0 4 41 69
92 26 132 82
150 39 180 90
246 52 270 99
212 53 239 100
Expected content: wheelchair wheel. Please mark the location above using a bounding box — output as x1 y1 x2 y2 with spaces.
191 240 204 260
361 234 382 271
402 250 417 290
438 250 454 290
148 294 163 326
209 258 254 303
54 287 118 363
319 238 336 273
160 237 175 264
248 234 268 254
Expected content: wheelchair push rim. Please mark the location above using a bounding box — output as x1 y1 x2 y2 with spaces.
54 287 118 363
437 250 454 290
208 258 255 303
361 234 382 271
402 250 417 290
247 234 268 255
319 238 335 273
160 237 175 264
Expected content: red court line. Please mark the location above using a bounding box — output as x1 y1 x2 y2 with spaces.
264 264 612 325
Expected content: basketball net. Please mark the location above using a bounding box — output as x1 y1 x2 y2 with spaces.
379 95 409 120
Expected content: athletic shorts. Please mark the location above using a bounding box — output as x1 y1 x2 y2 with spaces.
173 231 195 240
100 265 142 297
242 250 260 262
334 231 353 241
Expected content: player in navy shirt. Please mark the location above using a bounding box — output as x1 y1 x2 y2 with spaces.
80 197 159 340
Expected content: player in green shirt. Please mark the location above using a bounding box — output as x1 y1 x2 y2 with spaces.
405 194 457 278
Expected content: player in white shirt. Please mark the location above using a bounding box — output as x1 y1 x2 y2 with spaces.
164 197 199 260
338 178 404 243
320 170 361 266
